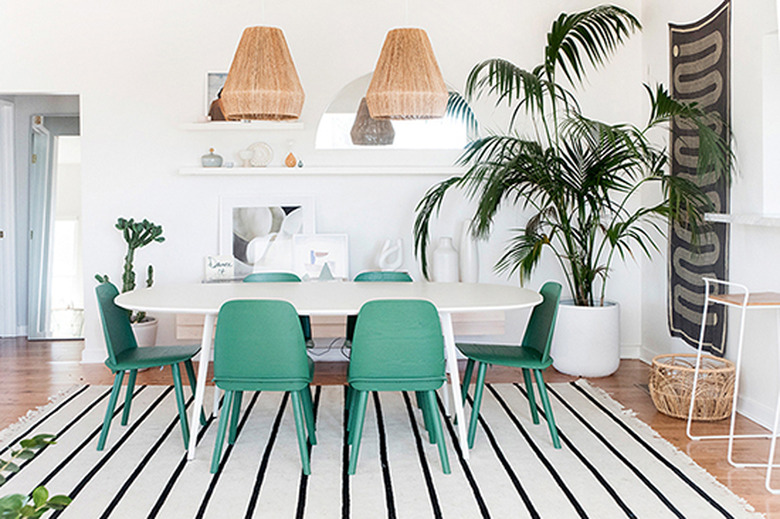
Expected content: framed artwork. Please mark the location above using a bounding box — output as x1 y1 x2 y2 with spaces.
292 234 349 280
206 72 228 118
219 195 315 277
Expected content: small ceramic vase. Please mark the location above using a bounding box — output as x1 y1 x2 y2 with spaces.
285 152 297 168
201 148 223 167
432 237 459 282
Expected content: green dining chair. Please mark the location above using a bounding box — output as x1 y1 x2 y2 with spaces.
210 300 316 474
458 281 562 449
344 271 413 345
347 299 450 475
243 272 313 347
95 282 202 451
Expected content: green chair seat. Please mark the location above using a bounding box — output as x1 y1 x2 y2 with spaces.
347 299 450 475
107 345 202 371
95 282 202 452
214 358 315 392
210 300 316 475
457 281 563 450
455 343 553 370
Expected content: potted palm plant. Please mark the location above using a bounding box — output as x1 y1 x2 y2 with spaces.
413 6 731 376
96 217 165 347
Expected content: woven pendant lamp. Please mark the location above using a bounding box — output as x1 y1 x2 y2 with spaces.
221 26 304 121
365 28 448 120
350 98 395 145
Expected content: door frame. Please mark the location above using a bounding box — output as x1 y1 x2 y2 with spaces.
0 100 16 337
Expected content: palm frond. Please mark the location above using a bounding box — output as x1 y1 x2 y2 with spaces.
545 6 641 85
446 91 479 139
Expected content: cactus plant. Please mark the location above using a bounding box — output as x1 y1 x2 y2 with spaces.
95 217 165 323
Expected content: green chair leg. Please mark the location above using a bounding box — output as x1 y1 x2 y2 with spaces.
97 371 125 451
347 389 363 443
348 390 369 475
467 362 488 449
211 390 234 473
533 369 561 449
228 391 243 445
171 363 190 449
424 390 450 474
121 369 137 426
184 359 207 426
522 368 539 424
291 391 311 475
302 386 317 445
462 359 475 404
345 385 352 411
417 391 434 443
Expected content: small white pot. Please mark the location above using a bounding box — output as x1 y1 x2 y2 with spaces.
131 317 158 347
550 300 620 377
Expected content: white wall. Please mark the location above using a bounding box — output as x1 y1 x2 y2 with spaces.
0 0 646 361
641 0 780 428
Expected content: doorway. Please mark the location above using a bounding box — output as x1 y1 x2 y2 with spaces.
27 115 82 339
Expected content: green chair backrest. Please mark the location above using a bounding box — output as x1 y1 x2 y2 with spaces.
95 282 137 366
354 271 413 282
243 272 302 283
213 300 310 390
349 300 445 389
522 281 562 360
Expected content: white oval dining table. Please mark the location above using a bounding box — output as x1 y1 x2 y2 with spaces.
116 281 542 460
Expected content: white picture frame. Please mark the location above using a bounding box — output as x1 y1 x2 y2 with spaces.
219 195 315 278
206 71 228 118
292 234 349 280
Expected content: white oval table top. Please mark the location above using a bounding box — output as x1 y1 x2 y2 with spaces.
115 281 542 316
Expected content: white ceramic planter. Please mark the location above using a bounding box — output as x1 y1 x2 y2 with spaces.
132 317 158 347
550 300 620 377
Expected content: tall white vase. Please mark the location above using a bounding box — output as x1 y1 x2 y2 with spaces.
459 221 479 283
432 237 459 282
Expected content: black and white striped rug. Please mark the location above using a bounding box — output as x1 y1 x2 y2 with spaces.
0 382 761 518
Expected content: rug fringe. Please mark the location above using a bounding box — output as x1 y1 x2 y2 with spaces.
573 379 765 518
0 385 83 449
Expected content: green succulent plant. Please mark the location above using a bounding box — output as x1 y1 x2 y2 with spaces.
95 217 165 322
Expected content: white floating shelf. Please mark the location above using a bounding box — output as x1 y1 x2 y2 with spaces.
705 213 780 227
180 121 304 131
178 166 465 176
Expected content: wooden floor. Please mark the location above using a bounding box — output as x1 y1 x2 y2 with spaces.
2 338 779 516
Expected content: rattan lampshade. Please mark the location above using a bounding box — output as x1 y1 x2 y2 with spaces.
365 28 448 120
350 97 395 145
221 26 304 121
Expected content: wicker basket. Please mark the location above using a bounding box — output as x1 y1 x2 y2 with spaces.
648 353 735 421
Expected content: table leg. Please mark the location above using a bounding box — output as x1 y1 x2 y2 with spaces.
439 311 469 460
188 313 215 461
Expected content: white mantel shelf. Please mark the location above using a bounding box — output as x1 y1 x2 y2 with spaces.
180 121 304 131
178 166 465 176
705 213 780 227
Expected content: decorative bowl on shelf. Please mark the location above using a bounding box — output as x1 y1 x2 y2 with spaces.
249 142 273 167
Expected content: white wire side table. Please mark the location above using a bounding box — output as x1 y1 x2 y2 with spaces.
686 278 780 493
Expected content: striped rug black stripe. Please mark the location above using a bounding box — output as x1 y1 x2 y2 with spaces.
0 383 761 518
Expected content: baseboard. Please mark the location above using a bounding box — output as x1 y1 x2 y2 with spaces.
620 344 641 359
737 394 775 430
